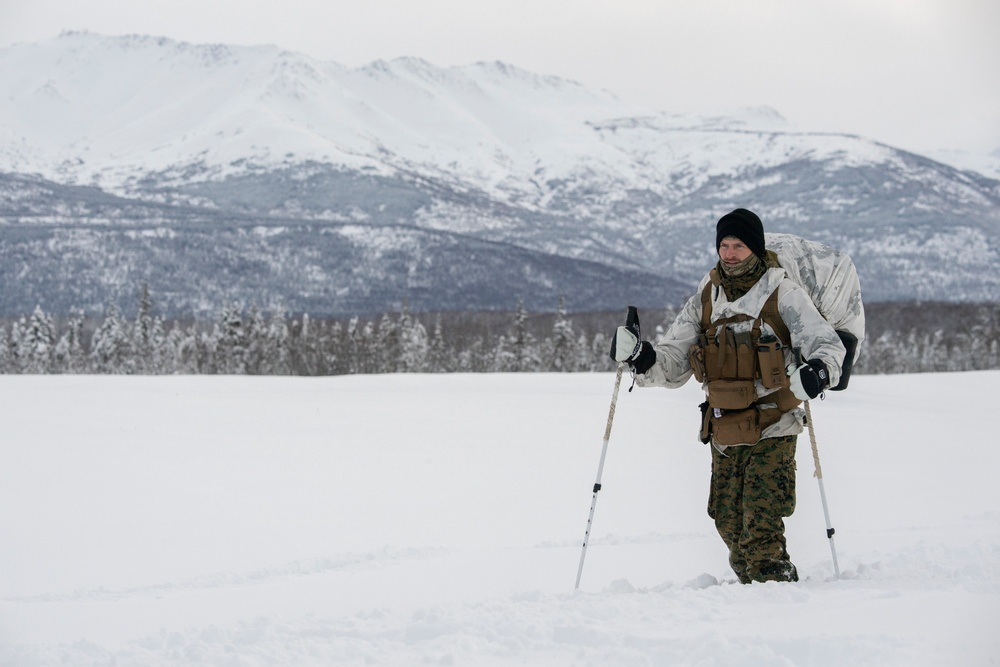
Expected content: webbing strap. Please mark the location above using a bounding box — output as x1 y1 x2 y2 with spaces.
701 270 789 348
760 290 790 348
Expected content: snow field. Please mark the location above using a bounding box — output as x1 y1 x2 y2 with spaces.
1 371 998 665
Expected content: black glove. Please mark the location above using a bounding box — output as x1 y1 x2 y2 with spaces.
609 306 656 374
789 359 830 400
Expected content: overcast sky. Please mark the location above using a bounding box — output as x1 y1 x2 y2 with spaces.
1 0 998 157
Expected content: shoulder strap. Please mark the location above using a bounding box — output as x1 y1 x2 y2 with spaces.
700 276 715 333
701 268 788 345
760 287 790 347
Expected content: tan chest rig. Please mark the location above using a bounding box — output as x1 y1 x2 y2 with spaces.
689 270 801 446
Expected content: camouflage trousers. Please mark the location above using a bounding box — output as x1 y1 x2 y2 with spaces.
708 435 799 584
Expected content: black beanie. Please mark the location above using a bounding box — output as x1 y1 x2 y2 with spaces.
716 208 766 259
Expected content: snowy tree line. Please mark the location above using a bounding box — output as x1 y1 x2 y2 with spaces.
1 289 998 376
851 301 1000 374
0 288 614 375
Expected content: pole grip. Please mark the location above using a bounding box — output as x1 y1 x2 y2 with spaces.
625 305 639 330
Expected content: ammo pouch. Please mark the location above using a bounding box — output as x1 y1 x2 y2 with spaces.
700 327 756 381
710 407 761 446
706 379 756 410
702 403 790 446
688 344 707 383
756 335 788 390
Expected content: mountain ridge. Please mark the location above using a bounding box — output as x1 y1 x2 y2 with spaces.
1 32 998 317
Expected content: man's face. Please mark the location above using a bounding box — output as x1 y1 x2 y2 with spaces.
719 236 753 265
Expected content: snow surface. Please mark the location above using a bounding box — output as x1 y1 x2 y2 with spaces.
1 371 998 666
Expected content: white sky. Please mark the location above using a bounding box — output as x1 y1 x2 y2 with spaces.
1 0 998 156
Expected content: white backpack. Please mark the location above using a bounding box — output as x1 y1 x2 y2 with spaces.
765 233 866 389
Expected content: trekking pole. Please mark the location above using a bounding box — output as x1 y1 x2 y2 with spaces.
575 306 635 590
804 399 840 579
574 362 624 590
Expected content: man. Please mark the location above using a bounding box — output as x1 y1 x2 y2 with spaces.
612 208 845 583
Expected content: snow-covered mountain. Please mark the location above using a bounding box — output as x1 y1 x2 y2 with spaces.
1 32 998 317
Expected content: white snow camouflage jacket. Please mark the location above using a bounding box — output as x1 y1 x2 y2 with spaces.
636 264 847 444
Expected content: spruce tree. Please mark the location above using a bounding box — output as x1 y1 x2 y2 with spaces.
326 319 348 375
375 313 400 373
54 308 88 373
8 319 25 374
24 306 55 374
133 285 167 374
172 324 202 374
216 302 246 374
0 324 11 374
91 304 133 374
427 315 449 372
266 308 290 375
549 295 579 372
512 299 540 372
398 307 428 373
244 306 268 375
